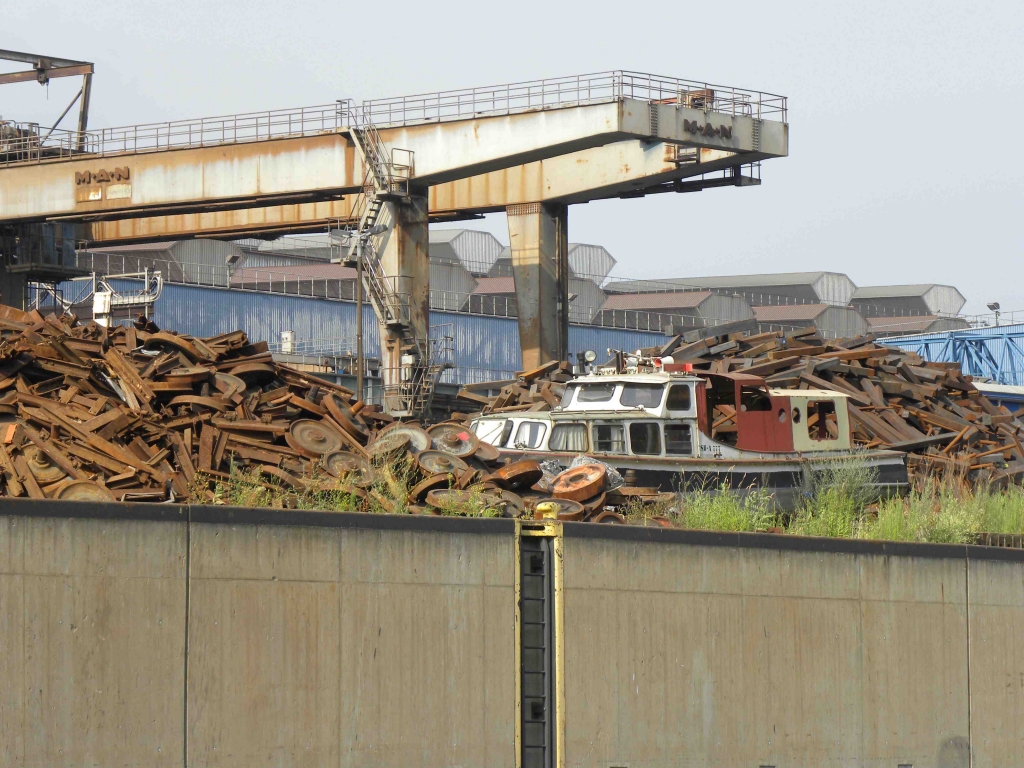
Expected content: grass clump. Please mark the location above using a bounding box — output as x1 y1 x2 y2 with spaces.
859 479 1024 544
431 485 506 518
631 478 780 532
791 460 878 538
677 484 779 532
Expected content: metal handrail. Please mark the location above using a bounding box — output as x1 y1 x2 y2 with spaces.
358 70 786 127
2 70 786 167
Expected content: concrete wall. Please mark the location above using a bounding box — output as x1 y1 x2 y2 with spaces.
0 504 516 768
0 513 188 768
561 527 1024 768
1 502 1023 767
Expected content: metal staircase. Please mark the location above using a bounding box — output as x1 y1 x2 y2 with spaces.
331 103 451 418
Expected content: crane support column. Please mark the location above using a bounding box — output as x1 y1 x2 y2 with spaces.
508 202 569 370
379 192 431 394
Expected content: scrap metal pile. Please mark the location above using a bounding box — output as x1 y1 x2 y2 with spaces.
0 305 619 519
461 328 1024 484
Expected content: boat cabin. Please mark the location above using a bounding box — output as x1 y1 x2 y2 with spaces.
470 369 852 460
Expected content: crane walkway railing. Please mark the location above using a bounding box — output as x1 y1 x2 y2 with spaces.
1 71 787 166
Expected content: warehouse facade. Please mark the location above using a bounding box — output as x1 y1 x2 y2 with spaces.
62 230 978 381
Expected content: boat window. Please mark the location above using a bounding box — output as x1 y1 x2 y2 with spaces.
740 386 772 412
629 422 662 455
705 378 735 410
621 383 664 408
549 423 589 452
807 400 838 441
513 421 548 449
666 384 692 411
665 423 693 455
592 423 626 454
559 384 578 408
705 378 738 446
577 383 617 403
473 419 510 446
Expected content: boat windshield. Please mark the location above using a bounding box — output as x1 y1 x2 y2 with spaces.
559 384 578 408
577 383 617 403
474 419 511 446
621 383 664 408
514 421 548 449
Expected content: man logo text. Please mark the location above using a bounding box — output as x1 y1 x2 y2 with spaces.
682 120 732 139
75 168 130 185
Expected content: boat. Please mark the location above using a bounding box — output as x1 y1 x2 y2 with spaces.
469 360 909 509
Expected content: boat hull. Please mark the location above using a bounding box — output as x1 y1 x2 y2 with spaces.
496 449 910 512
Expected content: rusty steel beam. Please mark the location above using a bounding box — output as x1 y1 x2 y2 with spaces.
77 145 744 244
0 101 786 225
377 194 431 406
508 202 569 370
0 63 94 86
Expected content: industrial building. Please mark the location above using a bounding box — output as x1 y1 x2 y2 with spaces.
58 233 984 384
595 289 753 333
608 270 858 307
752 303 870 338
851 283 968 319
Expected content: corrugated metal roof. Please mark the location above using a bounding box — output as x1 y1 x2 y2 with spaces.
472 276 515 295
82 241 177 253
866 315 940 332
853 284 944 299
614 271 842 290
866 315 972 334
231 263 356 281
752 304 827 322
601 290 712 311
429 229 465 244
254 234 330 251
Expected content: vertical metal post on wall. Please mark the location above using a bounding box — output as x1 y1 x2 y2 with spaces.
515 519 565 768
356 256 364 402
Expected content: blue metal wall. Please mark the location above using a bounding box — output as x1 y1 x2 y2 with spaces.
153 286 665 383
34 282 666 384
155 284 383 358
885 324 1024 385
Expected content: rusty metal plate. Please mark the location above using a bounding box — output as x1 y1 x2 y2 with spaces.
488 459 543 489
417 450 469 476
534 498 585 521
473 440 501 462
228 362 278 382
589 510 626 524
368 431 411 460
424 488 513 516
56 480 116 502
324 393 370 443
322 451 376 488
409 473 452 502
582 491 607 513
427 423 479 458
142 332 216 362
286 419 345 458
23 445 67 484
213 372 247 398
493 488 525 514
551 463 607 502
375 422 431 453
